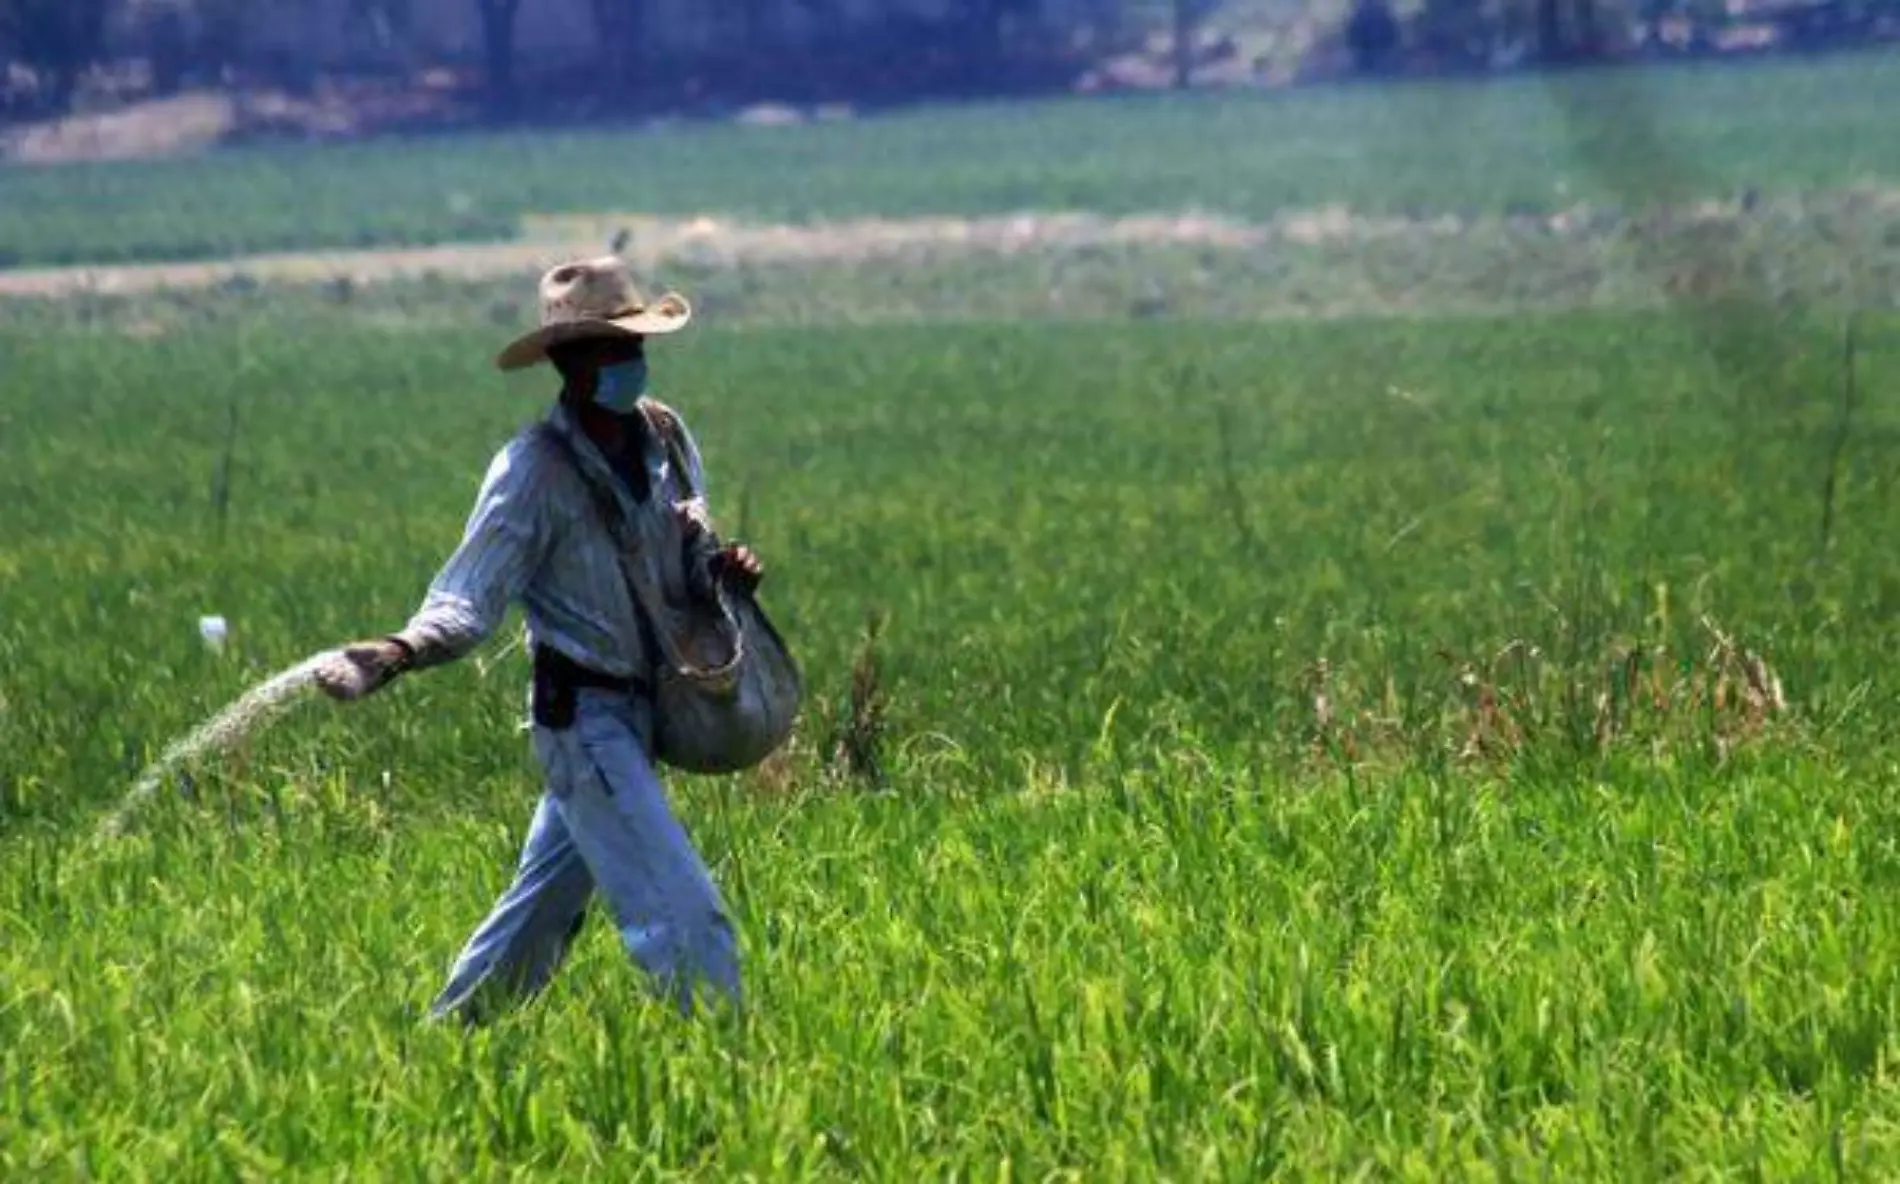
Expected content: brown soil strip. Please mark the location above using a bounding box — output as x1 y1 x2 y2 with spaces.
3 190 1894 303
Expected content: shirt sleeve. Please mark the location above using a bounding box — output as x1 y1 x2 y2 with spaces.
393 435 553 666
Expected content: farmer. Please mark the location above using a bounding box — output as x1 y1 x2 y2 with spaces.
313 256 763 1024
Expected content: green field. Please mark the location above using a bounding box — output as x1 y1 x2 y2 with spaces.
9 53 1900 1180
5 51 1900 267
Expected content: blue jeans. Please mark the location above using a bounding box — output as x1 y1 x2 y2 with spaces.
429 688 741 1024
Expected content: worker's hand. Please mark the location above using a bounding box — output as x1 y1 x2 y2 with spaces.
712 544 764 593
315 639 412 702
673 501 761 592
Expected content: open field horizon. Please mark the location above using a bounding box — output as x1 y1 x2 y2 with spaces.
7 50 1900 1179
5 50 1900 270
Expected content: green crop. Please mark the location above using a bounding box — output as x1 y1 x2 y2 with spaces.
6 297 1900 1176
8 48 1900 1175
5 50 1900 267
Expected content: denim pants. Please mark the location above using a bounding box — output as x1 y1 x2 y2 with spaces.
429 688 741 1023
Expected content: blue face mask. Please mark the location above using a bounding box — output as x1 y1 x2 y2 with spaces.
594 357 649 413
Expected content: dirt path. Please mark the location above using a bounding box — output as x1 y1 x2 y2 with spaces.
0 240 566 299
5 189 1893 304
0 211 1275 299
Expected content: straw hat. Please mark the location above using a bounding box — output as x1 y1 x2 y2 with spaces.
495 255 692 371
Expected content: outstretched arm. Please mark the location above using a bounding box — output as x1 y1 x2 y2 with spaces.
317 437 552 702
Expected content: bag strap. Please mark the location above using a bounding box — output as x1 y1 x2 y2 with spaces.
533 420 694 676
535 414 740 680
639 399 711 518
637 404 797 681
640 401 689 487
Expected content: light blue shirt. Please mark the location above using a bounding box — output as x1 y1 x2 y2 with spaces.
395 399 717 680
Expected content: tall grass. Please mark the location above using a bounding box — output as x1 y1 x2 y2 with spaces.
4 305 1900 1173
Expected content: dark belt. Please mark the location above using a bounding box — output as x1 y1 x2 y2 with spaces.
531 644 648 730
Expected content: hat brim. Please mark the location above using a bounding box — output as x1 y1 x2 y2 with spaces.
494 293 692 372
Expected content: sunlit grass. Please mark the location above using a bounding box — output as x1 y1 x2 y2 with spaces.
4 301 1900 1174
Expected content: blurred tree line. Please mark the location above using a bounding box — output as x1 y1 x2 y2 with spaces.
1 0 1895 122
